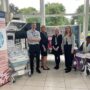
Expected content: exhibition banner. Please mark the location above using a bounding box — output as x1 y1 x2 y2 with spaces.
0 11 9 86
0 29 9 86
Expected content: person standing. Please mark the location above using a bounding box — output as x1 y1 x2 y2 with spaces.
27 23 41 76
52 28 62 70
40 25 50 70
63 26 75 73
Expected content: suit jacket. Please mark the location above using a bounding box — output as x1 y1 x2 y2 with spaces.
52 34 62 55
40 32 48 48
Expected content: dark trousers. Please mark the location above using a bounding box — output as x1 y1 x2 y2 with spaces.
52 46 61 67
28 44 40 73
55 54 60 67
64 44 74 70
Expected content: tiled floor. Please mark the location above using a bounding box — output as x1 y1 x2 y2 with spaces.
1 55 90 90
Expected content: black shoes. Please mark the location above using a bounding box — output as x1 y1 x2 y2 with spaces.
65 68 71 73
28 69 41 77
41 66 50 70
54 66 59 70
36 69 41 73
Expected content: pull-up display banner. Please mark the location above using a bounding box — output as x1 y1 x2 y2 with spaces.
0 11 9 86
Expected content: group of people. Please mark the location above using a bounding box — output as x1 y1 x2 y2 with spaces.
27 23 90 77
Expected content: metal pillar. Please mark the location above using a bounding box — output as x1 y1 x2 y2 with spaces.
83 0 89 40
1 0 9 12
0 0 2 10
1 0 10 24
40 0 45 25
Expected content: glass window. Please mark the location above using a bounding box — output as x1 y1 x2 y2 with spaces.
45 0 84 14
46 16 69 26
9 0 40 14
26 17 41 23
45 0 84 29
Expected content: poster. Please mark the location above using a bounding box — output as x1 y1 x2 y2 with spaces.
0 11 9 86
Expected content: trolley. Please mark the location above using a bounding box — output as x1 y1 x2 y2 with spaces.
8 49 29 83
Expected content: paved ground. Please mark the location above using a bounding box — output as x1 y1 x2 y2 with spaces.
1 55 90 90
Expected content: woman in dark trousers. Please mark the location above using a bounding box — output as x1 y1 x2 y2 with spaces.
40 25 50 70
52 28 62 70
63 26 75 73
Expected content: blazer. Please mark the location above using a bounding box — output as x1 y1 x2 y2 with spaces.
52 34 62 55
52 34 62 47
40 32 48 48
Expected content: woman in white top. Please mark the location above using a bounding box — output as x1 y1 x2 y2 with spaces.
63 26 75 73
79 36 90 53
78 36 90 72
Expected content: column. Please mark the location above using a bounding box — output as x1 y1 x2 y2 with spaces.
40 0 45 25
0 0 2 10
83 0 89 40
1 0 10 24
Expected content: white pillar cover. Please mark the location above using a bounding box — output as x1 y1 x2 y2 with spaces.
40 0 45 25
83 0 89 40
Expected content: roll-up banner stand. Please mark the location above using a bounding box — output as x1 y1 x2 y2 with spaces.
0 11 9 86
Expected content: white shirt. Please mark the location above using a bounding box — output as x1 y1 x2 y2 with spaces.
63 34 75 51
87 44 90 52
27 29 41 45
83 42 90 53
